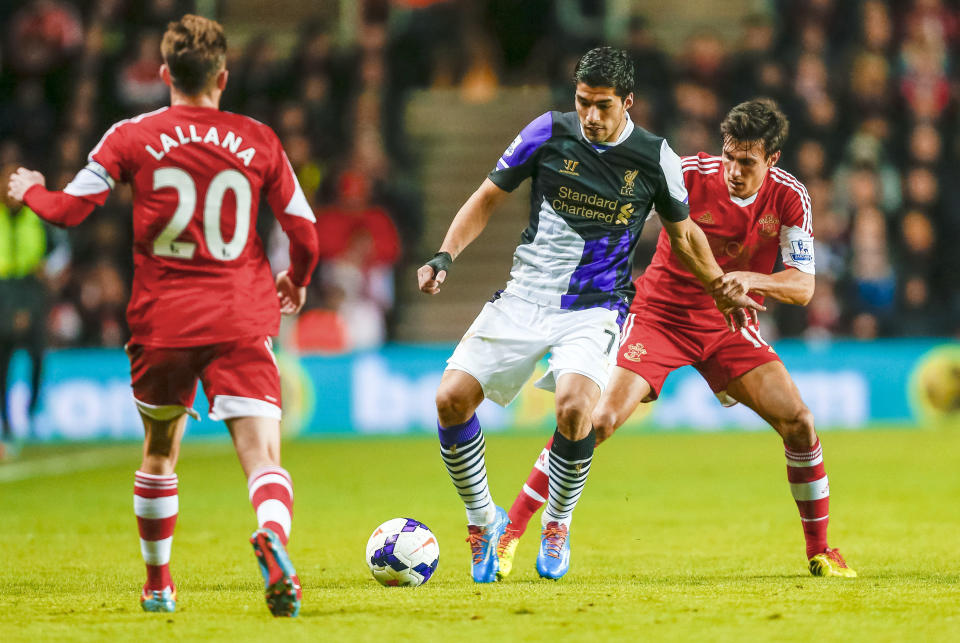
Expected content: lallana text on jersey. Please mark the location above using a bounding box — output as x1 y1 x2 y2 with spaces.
145 124 257 166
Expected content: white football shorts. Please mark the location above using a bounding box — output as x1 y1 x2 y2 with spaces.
446 292 621 407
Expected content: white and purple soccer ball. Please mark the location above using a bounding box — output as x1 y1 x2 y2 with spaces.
365 518 439 587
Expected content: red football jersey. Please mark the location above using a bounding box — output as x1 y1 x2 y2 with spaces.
634 152 814 328
61 105 317 347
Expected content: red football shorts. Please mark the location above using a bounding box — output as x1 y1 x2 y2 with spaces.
617 310 781 406
126 336 282 422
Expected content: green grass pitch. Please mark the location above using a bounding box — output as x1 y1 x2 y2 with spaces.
2 427 959 641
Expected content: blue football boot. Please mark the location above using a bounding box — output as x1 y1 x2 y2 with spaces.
466 506 509 583
140 586 176 612
250 528 301 617
536 521 570 580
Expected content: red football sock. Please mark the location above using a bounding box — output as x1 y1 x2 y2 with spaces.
506 436 554 536
785 439 830 558
134 471 178 591
248 466 294 545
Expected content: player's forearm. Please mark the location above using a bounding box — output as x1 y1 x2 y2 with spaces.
23 185 96 227
284 217 320 286
741 269 815 306
438 179 507 258
666 218 723 287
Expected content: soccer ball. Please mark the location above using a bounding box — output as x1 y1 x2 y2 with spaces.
365 518 439 587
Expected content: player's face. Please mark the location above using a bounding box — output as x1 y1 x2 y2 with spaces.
575 83 633 144
721 138 780 199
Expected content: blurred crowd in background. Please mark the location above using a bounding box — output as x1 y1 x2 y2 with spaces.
1 0 958 355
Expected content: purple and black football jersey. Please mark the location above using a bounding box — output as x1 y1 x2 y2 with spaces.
488 111 688 320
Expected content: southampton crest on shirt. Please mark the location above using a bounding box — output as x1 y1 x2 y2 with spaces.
758 213 779 237
623 343 647 362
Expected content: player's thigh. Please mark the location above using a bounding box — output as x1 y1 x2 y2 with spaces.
446 294 549 407
591 366 654 443
126 342 203 422
613 312 699 403
725 360 808 428
539 306 620 400
201 336 282 422
698 325 797 418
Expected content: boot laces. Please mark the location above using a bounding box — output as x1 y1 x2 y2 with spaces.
466 526 489 565
541 524 567 559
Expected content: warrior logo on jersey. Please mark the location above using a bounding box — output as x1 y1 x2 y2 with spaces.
790 239 813 264
617 202 635 225
758 213 779 237
560 159 580 176
620 169 639 196
623 343 647 362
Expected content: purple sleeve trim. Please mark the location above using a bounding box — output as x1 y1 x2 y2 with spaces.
497 112 553 169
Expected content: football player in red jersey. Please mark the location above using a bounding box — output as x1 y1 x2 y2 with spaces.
7 15 319 616
496 98 856 580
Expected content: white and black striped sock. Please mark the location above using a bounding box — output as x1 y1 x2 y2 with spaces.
438 414 495 526
543 428 595 527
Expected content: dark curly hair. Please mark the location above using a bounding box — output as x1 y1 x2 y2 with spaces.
720 98 790 157
574 47 635 99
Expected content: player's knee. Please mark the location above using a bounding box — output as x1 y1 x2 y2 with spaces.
591 406 619 444
144 433 176 458
555 397 591 438
779 405 817 449
143 420 180 456
435 386 475 426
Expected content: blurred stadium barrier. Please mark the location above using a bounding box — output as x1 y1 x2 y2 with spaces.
3 339 955 441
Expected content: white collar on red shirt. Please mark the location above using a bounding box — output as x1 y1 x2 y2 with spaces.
729 191 759 207
727 174 764 207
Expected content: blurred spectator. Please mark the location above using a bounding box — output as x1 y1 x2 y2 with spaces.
311 170 401 350
116 30 166 109
0 162 68 440
316 170 400 267
5 0 83 77
849 205 896 319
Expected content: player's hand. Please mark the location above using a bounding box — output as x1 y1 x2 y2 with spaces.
710 272 764 330
417 251 452 295
275 270 306 315
7 167 45 202
417 264 446 294
712 271 751 300
710 288 763 332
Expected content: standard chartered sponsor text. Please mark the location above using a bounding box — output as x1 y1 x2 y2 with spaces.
553 185 620 222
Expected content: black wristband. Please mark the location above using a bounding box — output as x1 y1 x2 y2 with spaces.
425 251 453 278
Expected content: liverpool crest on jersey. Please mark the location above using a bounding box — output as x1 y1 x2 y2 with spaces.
621 169 638 196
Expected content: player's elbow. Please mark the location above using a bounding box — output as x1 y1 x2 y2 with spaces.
796 275 815 306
